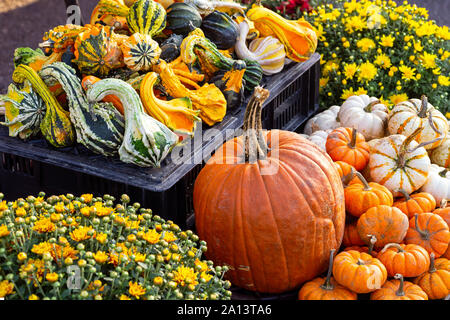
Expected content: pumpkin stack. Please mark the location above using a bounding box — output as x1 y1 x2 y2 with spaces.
299 93 450 300
1 0 318 169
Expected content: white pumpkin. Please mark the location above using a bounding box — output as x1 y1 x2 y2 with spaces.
368 128 432 196
430 136 450 168
307 130 330 151
388 95 448 149
420 164 450 204
303 105 340 135
338 94 388 141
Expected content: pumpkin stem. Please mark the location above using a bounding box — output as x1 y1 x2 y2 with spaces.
348 128 358 149
380 243 404 253
394 274 405 296
394 188 411 201
363 100 381 113
356 258 365 265
243 86 270 163
397 127 423 167
341 170 355 187
417 95 428 118
429 253 436 273
320 249 336 291
439 169 449 178
405 111 444 153
413 214 429 240
440 199 448 208
367 234 377 255
352 169 371 191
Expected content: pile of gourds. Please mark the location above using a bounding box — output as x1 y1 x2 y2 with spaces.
0 0 317 168
296 93 450 299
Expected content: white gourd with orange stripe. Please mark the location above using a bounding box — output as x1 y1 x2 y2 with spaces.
235 20 286 75
368 128 432 197
419 164 450 203
430 136 450 168
387 95 448 150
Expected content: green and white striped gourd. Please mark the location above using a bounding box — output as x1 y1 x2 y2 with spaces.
12 64 76 147
86 78 179 167
39 62 125 156
1 80 45 139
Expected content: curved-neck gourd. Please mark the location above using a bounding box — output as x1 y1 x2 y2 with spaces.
86 78 179 167
12 64 75 147
39 62 125 156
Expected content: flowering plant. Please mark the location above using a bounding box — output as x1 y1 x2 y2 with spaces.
0 192 231 300
301 0 450 111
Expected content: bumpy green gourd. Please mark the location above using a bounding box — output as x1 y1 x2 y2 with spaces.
127 0 166 36
39 62 125 156
12 64 75 147
1 80 45 139
86 78 178 167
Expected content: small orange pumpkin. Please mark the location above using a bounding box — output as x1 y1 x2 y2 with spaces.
370 274 428 300
393 189 436 219
298 249 357 300
357 205 409 249
342 221 365 247
377 243 430 277
334 161 360 186
433 200 450 259
344 170 393 218
332 250 387 294
413 253 450 299
326 127 370 171
405 213 450 257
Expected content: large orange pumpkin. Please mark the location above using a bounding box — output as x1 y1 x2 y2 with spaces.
193 87 346 293
325 127 370 171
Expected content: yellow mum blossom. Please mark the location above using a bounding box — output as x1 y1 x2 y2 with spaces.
46 273 59 283
200 272 213 283
92 202 114 217
33 218 56 234
436 26 450 41
399 65 416 81
162 231 177 243
173 266 198 287
120 294 131 300
93 251 109 264
432 68 441 75
416 21 437 37
355 87 368 95
343 63 358 79
0 201 7 211
0 224 10 238
95 232 107 244
344 0 360 13
142 229 160 244
28 294 39 300
319 77 329 88
323 61 339 76
379 34 395 47
420 52 437 69
356 38 376 52
70 226 94 241
15 207 27 217
390 93 409 105
34 197 44 205
389 12 399 21
81 194 93 203
374 53 392 69
341 88 356 100
32 242 53 255
80 206 91 217
358 62 377 82
54 202 66 213
0 280 14 298
194 259 210 272
128 281 146 299
438 76 450 86
134 252 146 263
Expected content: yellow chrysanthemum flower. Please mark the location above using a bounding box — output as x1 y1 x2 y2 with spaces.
319 77 329 88
33 218 56 234
0 280 14 298
120 294 131 300
28 294 39 300
343 63 358 79
356 38 376 52
420 52 437 69
379 34 395 47
173 266 199 287
438 76 450 86
93 251 109 264
142 229 160 244
358 62 377 82
374 53 392 69
399 65 416 81
341 88 355 100
46 273 59 283
0 201 7 211
31 242 53 255
81 194 93 203
70 226 94 242
95 232 107 244
128 281 146 299
0 224 10 238
390 93 409 105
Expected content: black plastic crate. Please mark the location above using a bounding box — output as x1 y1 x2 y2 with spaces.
0 53 320 229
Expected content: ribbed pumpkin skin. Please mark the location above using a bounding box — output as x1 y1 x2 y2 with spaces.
298 277 357 300
127 0 166 36
393 192 436 218
194 131 345 293
413 257 450 299
433 207 450 259
377 243 430 277
121 33 161 71
370 279 428 300
342 222 365 247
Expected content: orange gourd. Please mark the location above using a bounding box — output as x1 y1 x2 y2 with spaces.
357 205 409 249
377 243 430 277
344 170 393 218
326 127 370 171
370 274 428 300
433 200 450 259
334 161 360 186
413 253 450 299
332 250 387 294
342 221 365 247
298 249 357 300
393 189 436 219
193 87 346 293
405 213 450 257
343 234 378 257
